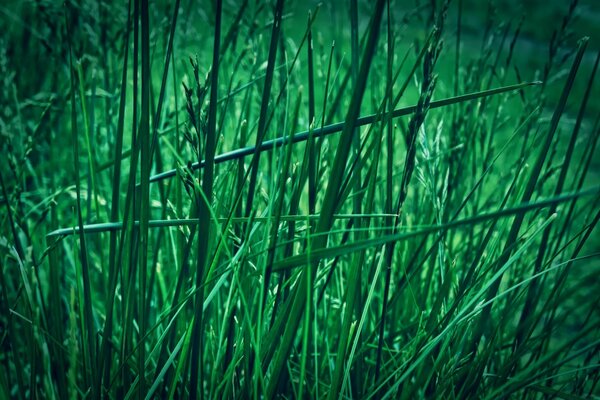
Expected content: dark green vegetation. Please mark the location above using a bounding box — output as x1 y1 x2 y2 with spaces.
1 0 599 398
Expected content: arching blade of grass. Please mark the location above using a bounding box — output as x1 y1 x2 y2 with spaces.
146 81 540 184
269 186 600 272
46 213 397 238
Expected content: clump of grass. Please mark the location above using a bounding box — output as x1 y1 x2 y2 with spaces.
1 0 599 399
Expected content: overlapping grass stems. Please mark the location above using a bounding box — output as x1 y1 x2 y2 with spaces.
0 0 599 398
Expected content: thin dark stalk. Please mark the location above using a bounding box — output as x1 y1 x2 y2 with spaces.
101 0 132 395
375 0 395 383
243 0 285 223
65 8 96 397
307 11 316 215
137 0 152 396
189 1 221 398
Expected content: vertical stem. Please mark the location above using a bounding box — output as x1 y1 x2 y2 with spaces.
189 1 222 398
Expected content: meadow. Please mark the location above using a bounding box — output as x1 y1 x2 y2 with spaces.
0 0 599 398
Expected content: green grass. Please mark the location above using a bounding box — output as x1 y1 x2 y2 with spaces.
1 0 600 398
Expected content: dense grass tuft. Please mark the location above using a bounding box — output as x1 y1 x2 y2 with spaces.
1 0 599 398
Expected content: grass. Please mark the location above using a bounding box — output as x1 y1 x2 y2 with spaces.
1 0 600 398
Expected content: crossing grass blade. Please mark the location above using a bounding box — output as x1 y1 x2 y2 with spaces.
145 80 539 184
267 186 600 272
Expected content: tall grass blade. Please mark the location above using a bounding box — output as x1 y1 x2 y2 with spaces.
65 7 96 397
189 1 222 398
